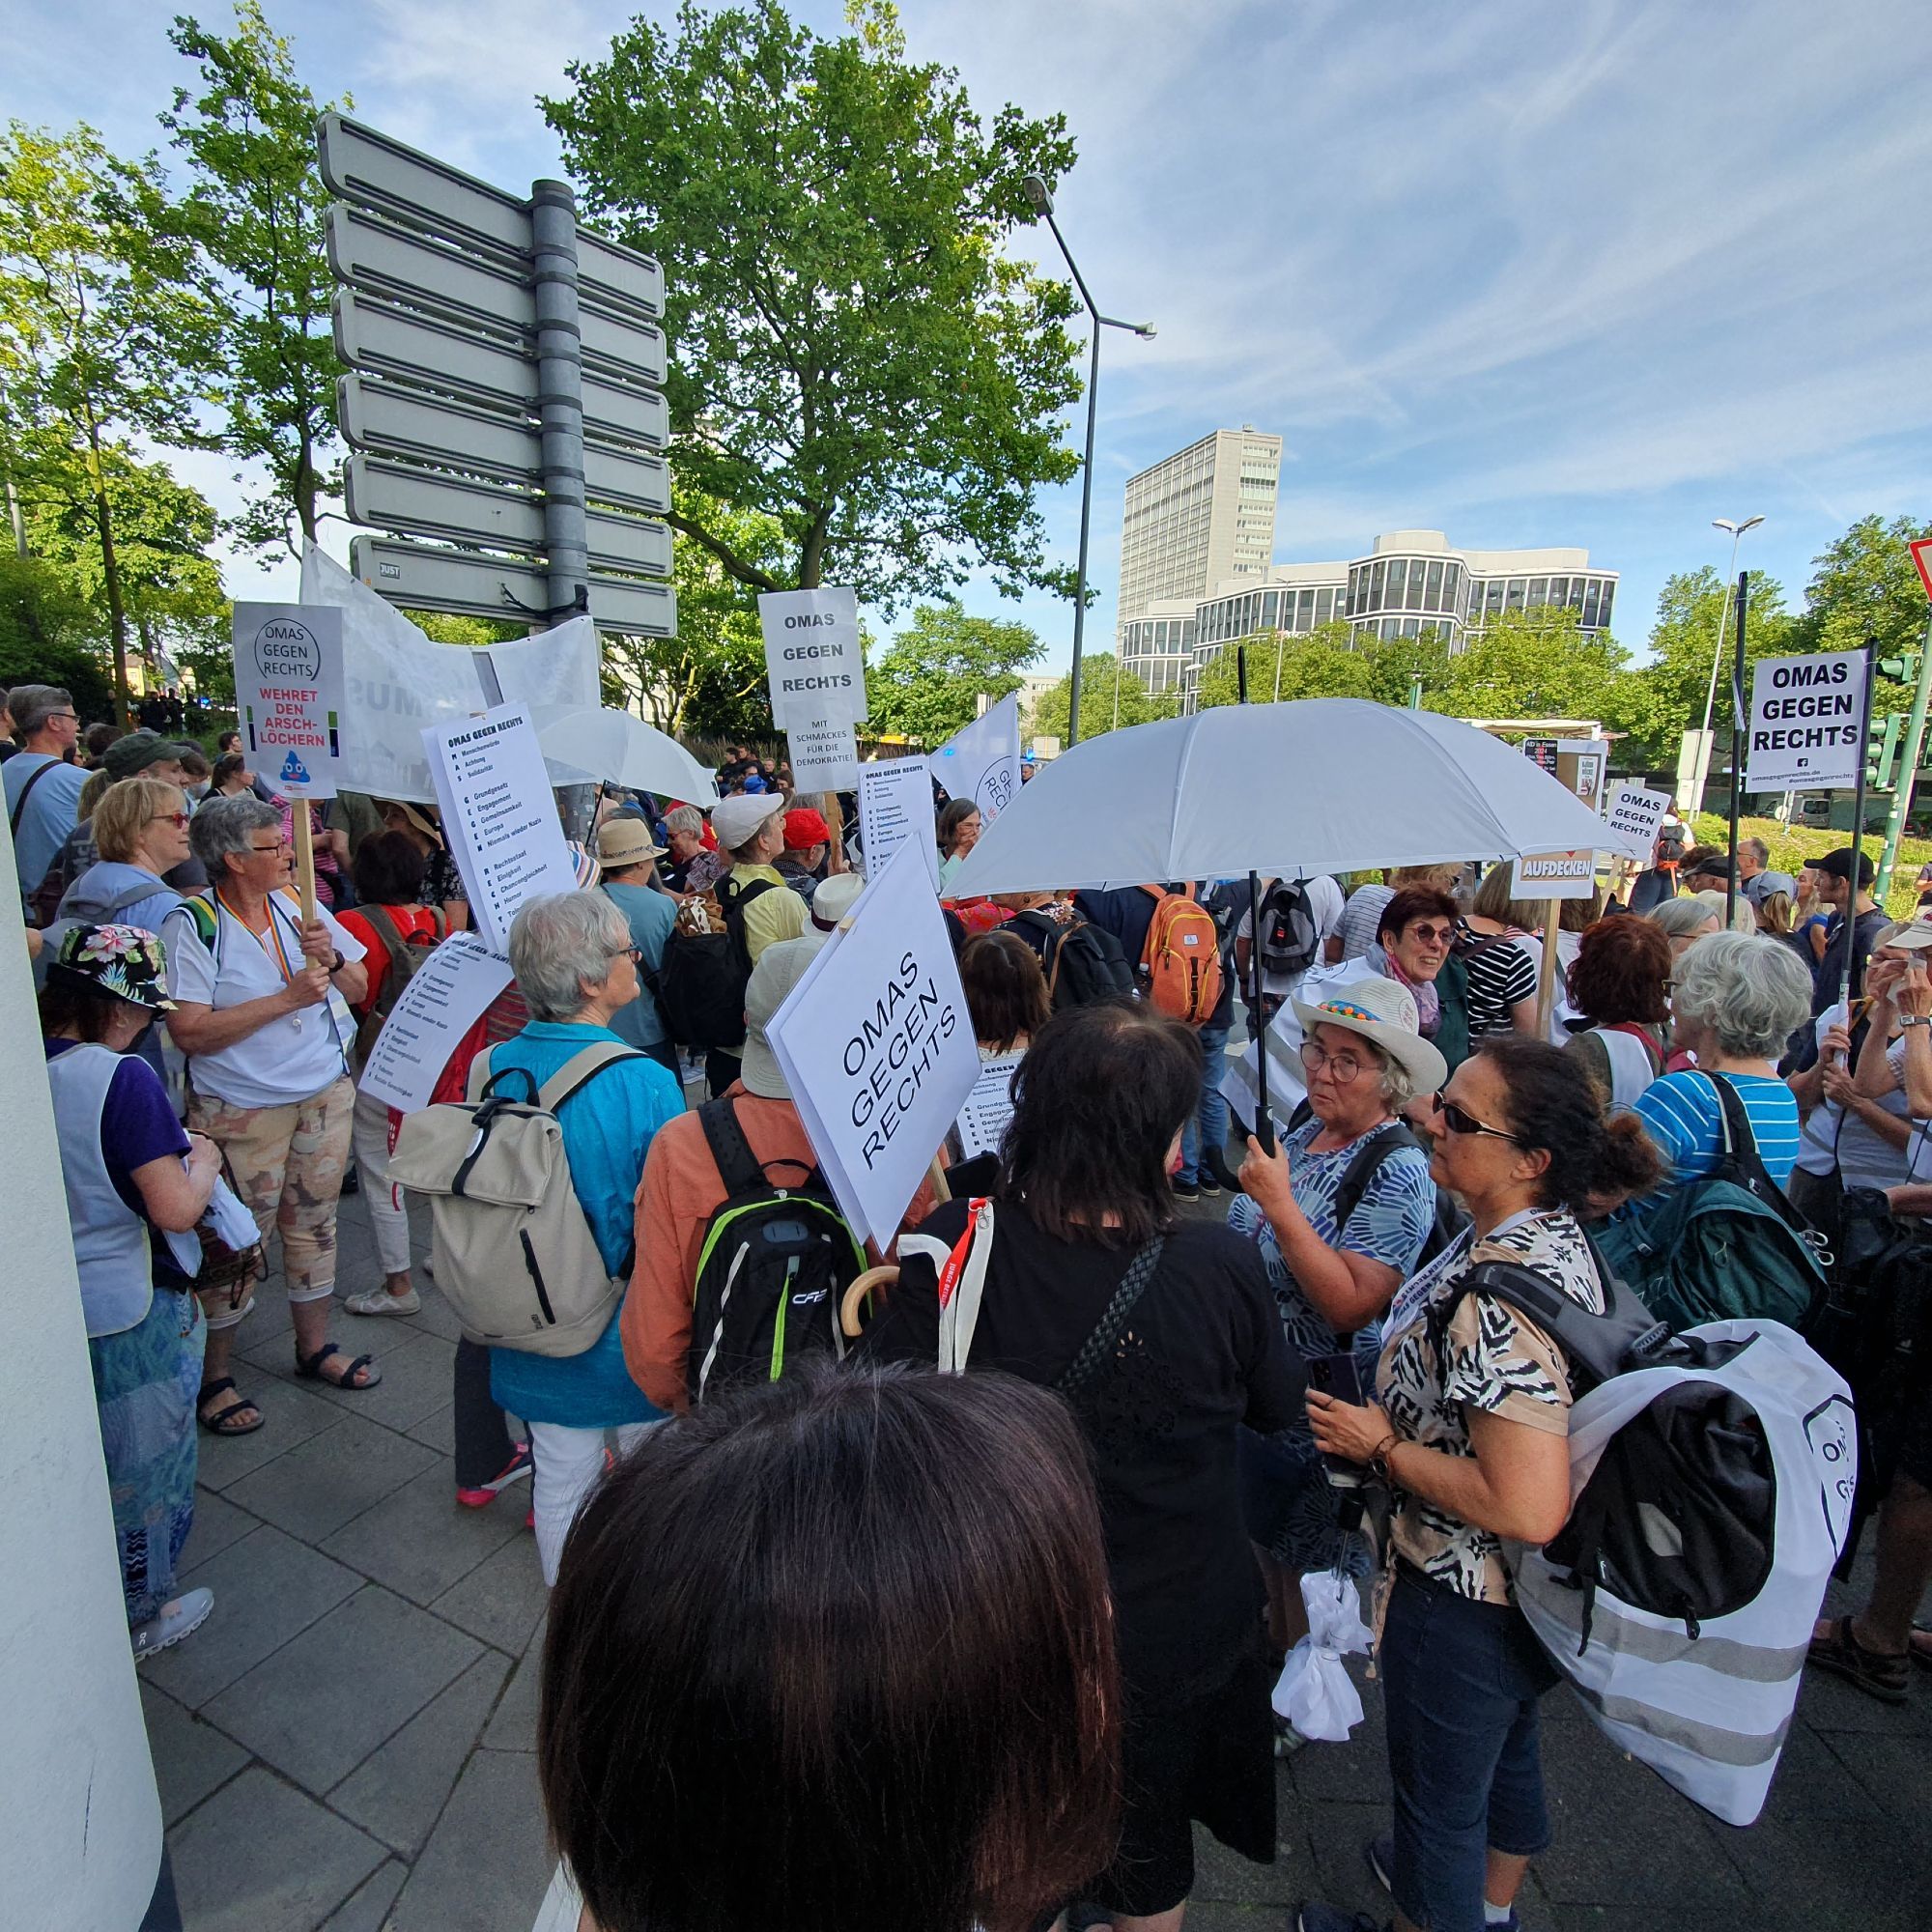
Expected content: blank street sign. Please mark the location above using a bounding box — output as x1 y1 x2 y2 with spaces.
351 534 677 638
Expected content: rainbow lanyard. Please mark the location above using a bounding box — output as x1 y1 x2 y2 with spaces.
217 888 300 986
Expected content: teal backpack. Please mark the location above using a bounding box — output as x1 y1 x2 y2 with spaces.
1596 1071 1828 1335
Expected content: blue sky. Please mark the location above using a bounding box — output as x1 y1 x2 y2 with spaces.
10 0 1929 669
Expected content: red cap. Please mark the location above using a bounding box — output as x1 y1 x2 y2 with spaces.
783 807 831 850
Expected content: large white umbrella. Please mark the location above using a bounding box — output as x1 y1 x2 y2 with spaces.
946 699 1643 896
533 705 720 804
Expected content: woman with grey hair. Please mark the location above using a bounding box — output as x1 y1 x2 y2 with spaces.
1646 893 1722 957
662 803 724 895
1629 930 1811 1198
1231 976 1444 1660
482 891 683 1583
160 793 374 1434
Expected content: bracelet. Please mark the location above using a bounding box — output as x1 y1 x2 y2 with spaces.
1368 1433 1400 1483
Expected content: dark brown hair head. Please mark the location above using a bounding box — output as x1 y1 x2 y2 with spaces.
1475 1035 1662 1209
958 928 1051 1051
1378 885 1459 944
1568 915 1671 1025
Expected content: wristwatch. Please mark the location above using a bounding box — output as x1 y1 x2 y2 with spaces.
328 950 346 974
1900 1014 1931 1030
1368 1435 1400 1484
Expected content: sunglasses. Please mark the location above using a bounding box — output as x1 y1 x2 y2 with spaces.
1401 923 1455 946
149 811 191 830
1430 1092 1520 1144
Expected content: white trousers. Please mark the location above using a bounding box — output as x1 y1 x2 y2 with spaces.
351 1089 414 1276
527 1419 655 1585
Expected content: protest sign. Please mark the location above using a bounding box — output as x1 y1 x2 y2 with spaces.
1605 782 1671 858
858 754 941 890
1521 737 1558 777
421 706 582 952
757 586 866 727
785 697 861 791
1554 740 1607 815
357 930 516 1113
928 692 1021 825
1745 646 1866 792
954 1051 1022 1159
765 842 980 1244
234 603 346 799
1512 850 1598 899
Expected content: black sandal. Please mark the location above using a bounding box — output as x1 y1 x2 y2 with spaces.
196 1377 265 1436
295 1342 383 1391
1808 1615 1909 1703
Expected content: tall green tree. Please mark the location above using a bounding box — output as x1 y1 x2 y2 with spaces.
162 3 345 559
545 0 1083 610
1425 606 1629 725
1192 620 1453 710
0 122 211 721
867 600 1037 744
0 550 113 718
1030 653 1176 743
1795 514 1931 662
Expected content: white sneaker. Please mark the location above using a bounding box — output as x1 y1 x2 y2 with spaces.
131 1588 213 1661
344 1284 421 1317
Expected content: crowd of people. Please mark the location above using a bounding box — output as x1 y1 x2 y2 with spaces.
14 682 1930 1932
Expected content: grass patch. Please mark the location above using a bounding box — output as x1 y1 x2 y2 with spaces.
1688 814 1931 918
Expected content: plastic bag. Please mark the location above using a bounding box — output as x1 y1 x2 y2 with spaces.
1271 1571 1374 1743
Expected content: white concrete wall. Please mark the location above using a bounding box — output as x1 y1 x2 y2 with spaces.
0 820 163 1929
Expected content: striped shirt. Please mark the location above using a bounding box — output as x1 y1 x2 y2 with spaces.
1634 1069 1802 1192
1454 922 1537 1037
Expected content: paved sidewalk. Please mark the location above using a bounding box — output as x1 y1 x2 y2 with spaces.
145 1185 1932 1931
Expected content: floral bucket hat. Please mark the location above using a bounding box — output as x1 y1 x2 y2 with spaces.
51 923 176 1010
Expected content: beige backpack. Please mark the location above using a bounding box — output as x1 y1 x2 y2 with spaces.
388 1041 640 1356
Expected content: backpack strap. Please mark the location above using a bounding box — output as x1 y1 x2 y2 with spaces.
1703 1069 1818 1243
696 1094 818 1200
9 756 56 835
1331 1120 1422 1236
1057 1236 1168 1398
536 1040 644 1113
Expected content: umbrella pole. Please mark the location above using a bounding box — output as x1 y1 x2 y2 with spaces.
1533 900 1561 1038
1236 644 1276 1155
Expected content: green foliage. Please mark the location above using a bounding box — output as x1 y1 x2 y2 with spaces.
866 600 1037 745
545 0 1082 610
0 551 114 718
161 3 345 558
1193 620 1451 709
1426 606 1630 724
401 610 525 646
1793 514 1931 663
1029 652 1177 743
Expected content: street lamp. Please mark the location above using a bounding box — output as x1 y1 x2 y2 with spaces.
1022 173 1154 747
1690 515 1764 816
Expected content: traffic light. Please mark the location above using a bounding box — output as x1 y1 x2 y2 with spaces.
1877 651 1921 683
1867 712 1905 789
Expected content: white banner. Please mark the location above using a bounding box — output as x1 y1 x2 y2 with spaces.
1605 782 1671 858
234 604 346 799
1745 647 1866 792
954 1050 1022 1159
421 706 582 953
785 699 861 791
927 692 1021 825
765 843 980 1244
1511 849 1598 899
757 585 866 726
356 930 515 1113
298 545 600 804
857 754 940 891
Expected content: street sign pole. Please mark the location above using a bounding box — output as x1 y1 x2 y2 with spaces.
531 180 588 626
1725 571 1748 931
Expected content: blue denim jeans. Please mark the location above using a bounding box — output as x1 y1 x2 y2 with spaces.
1180 1018 1232 1184
1381 1563 1558 1932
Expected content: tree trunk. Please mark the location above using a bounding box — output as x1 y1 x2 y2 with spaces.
295 429 317 547
87 432 133 729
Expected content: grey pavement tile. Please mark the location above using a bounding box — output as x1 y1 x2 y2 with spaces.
168 1765 386 1932
139 1680 249 1827
223 1411 440 1544
318 1859 408 1932
1743 1719 1886 1826
192 1378 344 1492
1816 1724 1932 1821
1794 1662 1932 1736
1741 1821 1932 1932
1180 1908 1290 1932
1189 1821 1294 1906
400 1287 467 1342
322 1463 526 1606
185 1485 262 1564
407 1403 455 1455
430 1533 548 1656
312 1329 460 1432
330 1650 513 1856
1293 1797 1385 1917
145 1522 362 1709
482 1644 542 1752
388 1749 554 1932
1551 1909 1796 1932
1283 1726 1392 1805
202 1583 482 1794
242 1296 435 1373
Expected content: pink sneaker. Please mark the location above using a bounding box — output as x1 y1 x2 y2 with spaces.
456 1439 533 1509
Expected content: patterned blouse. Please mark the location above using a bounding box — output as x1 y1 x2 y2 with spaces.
1375 1207 1600 1605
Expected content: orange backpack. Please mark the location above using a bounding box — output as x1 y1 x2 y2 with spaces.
1138 884 1224 1027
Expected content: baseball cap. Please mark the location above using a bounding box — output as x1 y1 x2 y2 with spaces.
1816 847 1875 887
783 807 830 850
103 730 198 782
712 791 786 852
595 817 666 870
1875 915 1932 952
739 943 818 1099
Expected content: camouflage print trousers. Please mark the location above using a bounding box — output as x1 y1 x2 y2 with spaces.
186 1074 355 1328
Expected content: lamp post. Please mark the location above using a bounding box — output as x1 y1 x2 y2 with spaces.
1690 515 1764 816
1022 174 1153 747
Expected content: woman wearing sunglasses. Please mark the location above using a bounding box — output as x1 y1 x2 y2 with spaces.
1295 1037 1661 1932
1368 885 1474 1078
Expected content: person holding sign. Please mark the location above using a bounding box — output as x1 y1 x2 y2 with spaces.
700 792 809 1096
159 796 373 1434
862 1003 1302 1929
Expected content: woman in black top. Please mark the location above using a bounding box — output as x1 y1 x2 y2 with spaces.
862 1002 1303 1932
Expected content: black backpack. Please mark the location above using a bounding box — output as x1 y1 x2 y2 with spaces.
655 875 777 1051
1037 917 1138 1010
687 1097 867 1403
1285 1101 1467 1267
1257 878 1321 979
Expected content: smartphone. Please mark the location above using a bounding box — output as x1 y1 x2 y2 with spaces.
1307 1351 1363 1406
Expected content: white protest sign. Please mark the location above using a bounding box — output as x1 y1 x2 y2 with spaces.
234 603 347 799
954 1051 1022 1159
356 930 516 1113
765 841 980 1244
1605 782 1671 859
785 698 861 791
928 692 1022 825
1554 739 1607 816
1511 850 1598 899
858 754 941 891
757 585 866 726
1745 647 1866 792
421 706 582 953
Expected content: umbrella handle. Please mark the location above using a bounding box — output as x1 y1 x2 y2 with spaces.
1245 867 1274 1156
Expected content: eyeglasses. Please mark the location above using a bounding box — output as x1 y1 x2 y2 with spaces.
149 811 191 830
247 840 290 855
1430 1092 1520 1144
1299 1038 1365 1083
1400 923 1455 946
606 943 641 962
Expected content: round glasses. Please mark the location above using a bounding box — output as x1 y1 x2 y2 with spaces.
1299 1038 1366 1084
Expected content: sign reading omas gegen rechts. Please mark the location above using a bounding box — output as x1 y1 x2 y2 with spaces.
1744 647 1867 792
234 603 347 798
758 587 867 726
